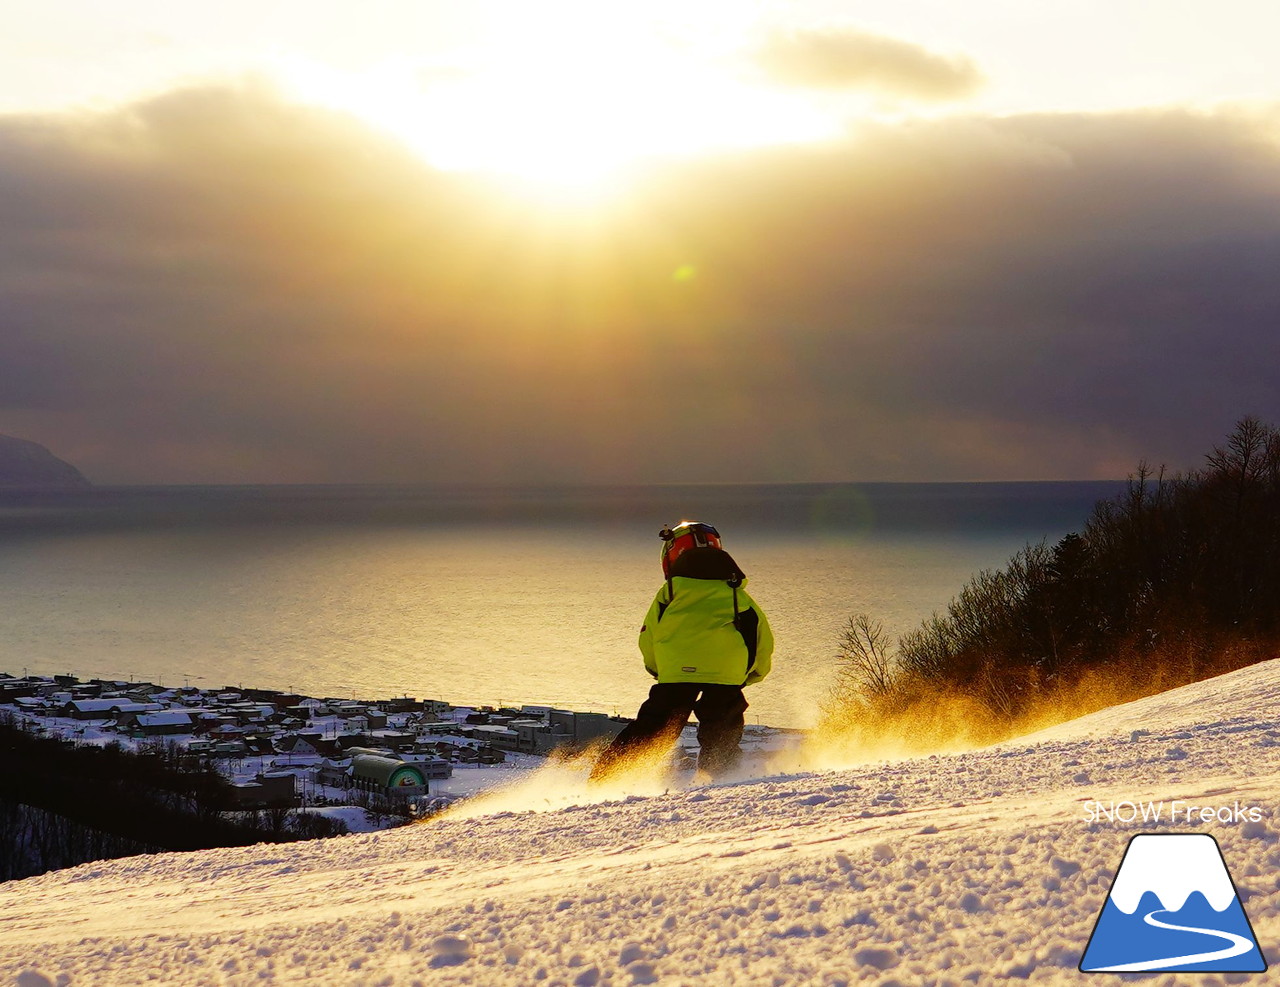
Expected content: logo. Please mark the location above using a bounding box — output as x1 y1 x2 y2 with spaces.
1079 833 1266 973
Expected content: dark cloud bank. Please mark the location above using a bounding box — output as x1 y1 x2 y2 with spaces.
1 83 1278 483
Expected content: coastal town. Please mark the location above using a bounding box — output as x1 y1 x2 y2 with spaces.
0 670 638 831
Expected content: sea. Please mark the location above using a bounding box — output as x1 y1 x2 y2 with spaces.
0 482 1124 728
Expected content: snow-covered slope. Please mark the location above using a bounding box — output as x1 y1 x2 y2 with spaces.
6 661 1280 986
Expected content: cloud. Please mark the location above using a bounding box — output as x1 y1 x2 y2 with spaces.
1 84 1279 483
754 27 983 101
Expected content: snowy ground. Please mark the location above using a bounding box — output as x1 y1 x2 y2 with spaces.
5 661 1280 986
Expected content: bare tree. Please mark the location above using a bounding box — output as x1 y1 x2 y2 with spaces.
834 613 897 699
1206 416 1272 490
264 805 293 835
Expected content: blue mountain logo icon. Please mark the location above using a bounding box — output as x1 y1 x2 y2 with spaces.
1080 833 1267 973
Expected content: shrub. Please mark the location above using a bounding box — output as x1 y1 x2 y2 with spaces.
822 417 1280 749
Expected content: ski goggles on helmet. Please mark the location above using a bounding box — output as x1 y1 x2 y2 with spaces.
659 520 722 576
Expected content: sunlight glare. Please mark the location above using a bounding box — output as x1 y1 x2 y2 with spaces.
271 5 837 204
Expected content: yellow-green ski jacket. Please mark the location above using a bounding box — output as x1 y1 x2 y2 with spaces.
638 576 774 686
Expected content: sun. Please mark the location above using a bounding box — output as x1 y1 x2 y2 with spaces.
271 7 836 204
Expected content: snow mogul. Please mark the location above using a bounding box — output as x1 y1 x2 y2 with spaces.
590 520 774 783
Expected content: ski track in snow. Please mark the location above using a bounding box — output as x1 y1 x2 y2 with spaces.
5 661 1280 985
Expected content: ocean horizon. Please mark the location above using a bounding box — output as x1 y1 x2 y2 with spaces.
0 481 1125 727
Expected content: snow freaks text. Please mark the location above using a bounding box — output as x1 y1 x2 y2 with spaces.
1082 800 1264 825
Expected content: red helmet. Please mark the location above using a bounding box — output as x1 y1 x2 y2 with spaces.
659 520 722 576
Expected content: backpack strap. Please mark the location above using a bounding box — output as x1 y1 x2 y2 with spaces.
657 577 674 620
735 607 760 672
727 575 758 670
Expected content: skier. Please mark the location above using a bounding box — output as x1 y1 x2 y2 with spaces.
590 520 773 783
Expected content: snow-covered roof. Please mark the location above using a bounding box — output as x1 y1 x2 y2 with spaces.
134 712 194 728
110 702 164 714
404 757 450 768
67 699 124 712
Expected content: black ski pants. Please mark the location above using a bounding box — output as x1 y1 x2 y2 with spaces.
592 682 748 780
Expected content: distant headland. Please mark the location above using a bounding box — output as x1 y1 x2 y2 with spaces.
0 433 91 487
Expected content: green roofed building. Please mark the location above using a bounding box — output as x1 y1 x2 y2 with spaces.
350 753 427 796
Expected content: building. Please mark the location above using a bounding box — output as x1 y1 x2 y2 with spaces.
278 734 342 758
417 721 465 737
0 681 38 703
350 754 428 797
228 772 300 809
405 757 453 780
61 699 162 720
373 698 422 714
369 730 417 751
485 710 630 755
240 688 304 707
341 747 451 779
227 703 276 726
472 723 519 750
313 758 352 789
120 710 195 737
508 718 553 754
547 710 629 751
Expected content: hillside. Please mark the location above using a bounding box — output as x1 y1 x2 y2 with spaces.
4 662 1280 985
0 434 90 487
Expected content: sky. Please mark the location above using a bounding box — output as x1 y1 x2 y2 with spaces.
2 0 1279 484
